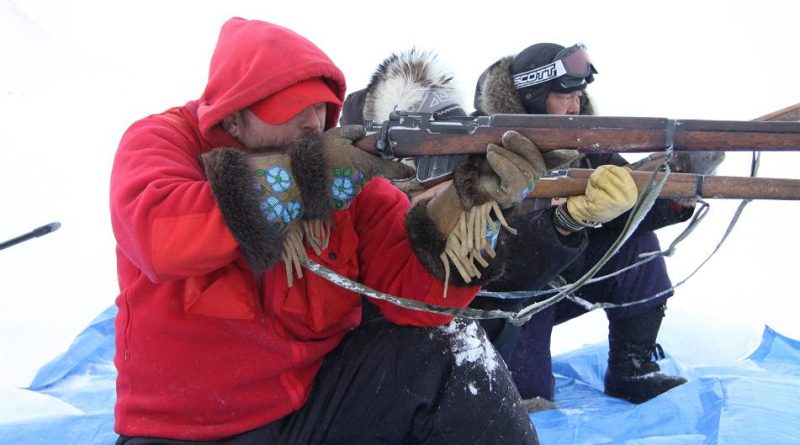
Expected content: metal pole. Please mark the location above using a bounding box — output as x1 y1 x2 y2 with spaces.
0 222 62 252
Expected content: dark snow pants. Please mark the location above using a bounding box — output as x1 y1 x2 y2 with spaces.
483 229 673 400
117 301 538 445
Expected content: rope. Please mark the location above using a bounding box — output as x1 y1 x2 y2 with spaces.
567 150 761 312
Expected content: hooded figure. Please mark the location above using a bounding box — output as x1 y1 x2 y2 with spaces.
474 43 693 409
111 19 542 444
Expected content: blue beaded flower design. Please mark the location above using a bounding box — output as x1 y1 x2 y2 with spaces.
261 195 284 222
265 166 292 193
283 201 303 223
329 167 365 209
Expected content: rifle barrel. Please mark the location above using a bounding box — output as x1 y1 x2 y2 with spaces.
354 115 800 157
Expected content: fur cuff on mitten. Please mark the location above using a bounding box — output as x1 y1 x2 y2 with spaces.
288 134 333 221
201 147 284 275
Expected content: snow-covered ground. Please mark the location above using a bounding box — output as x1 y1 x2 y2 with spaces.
1 0 799 427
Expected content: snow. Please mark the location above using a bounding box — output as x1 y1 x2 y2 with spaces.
441 319 500 370
1 0 799 441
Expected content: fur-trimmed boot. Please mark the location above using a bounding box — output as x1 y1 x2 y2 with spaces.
604 304 687 403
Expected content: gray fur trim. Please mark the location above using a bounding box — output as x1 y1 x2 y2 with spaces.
202 147 284 275
476 57 527 115
363 49 463 122
580 94 595 115
288 134 332 221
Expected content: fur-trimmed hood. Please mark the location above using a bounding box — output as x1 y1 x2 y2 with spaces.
340 49 466 125
474 56 595 116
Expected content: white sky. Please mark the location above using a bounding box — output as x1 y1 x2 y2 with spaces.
1 0 799 394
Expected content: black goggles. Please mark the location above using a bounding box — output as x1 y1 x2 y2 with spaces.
513 43 598 90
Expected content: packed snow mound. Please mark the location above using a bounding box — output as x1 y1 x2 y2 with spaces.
0 305 798 444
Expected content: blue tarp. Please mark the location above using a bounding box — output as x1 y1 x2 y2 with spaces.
1 306 798 444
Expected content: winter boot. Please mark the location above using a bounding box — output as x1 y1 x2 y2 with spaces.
604 303 687 403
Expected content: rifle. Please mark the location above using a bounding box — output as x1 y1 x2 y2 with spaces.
354 110 800 199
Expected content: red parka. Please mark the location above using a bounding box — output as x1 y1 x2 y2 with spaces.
110 18 479 440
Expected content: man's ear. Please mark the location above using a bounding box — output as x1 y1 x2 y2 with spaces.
220 111 243 138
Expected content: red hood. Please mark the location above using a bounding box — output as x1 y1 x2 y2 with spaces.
197 17 345 138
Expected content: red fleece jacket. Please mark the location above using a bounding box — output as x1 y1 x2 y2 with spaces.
110 18 478 440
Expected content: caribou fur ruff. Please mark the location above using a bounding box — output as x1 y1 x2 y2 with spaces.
363 49 463 122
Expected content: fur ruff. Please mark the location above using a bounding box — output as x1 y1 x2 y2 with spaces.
363 49 463 122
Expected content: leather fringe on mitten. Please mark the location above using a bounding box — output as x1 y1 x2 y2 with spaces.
406 183 515 297
279 219 331 287
439 201 515 297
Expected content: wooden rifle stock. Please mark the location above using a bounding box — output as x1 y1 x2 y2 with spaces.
533 170 800 200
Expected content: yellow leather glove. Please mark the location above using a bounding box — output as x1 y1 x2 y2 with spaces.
563 165 638 228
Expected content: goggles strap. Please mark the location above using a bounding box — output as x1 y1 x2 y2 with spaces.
513 60 567 89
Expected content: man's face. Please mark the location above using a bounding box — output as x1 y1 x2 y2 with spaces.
233 103 327 152
545 91 582 115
